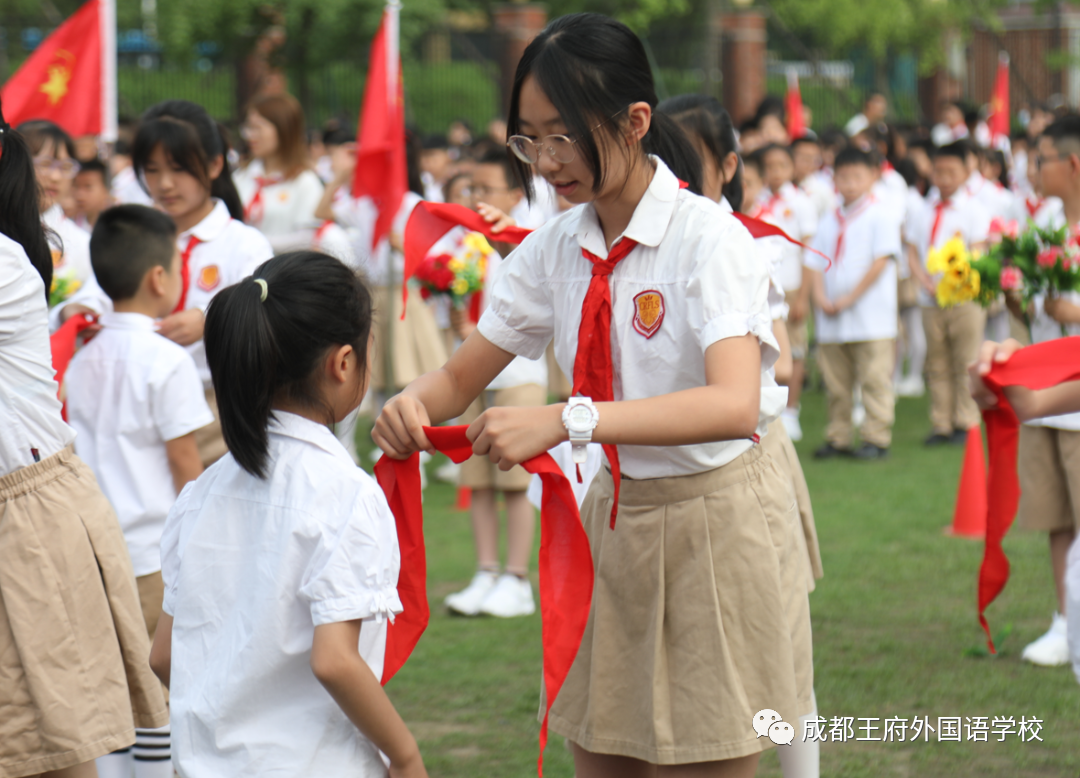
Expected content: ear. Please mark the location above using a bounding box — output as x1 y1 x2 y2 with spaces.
147 264 168 298
326 344 355 385
625 101 652 146
722 151 740 185
207 154 225 181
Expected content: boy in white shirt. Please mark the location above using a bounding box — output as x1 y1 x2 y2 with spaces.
805 147 902 460
750 144 817 441
911 141 992 445
67 205 214 778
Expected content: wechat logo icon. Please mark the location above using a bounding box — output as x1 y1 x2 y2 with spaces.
753 709 795 746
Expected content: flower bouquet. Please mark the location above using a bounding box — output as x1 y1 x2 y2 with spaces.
927 236 1001 308
413 231 492 305
49 272 82 310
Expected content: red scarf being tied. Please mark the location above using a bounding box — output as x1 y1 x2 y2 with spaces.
374 426 593 776
965 337 1080 652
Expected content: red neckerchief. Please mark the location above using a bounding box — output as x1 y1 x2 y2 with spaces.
575 236 640 530
313 220 334 245
374 425 592 777
49 312 97 420
833 195 875 262
959 338 1080 652
882 160 895 174
757 190 783 221
929 198 951 247
1026 197 1042 218
173 235 202 314
243 174 281 224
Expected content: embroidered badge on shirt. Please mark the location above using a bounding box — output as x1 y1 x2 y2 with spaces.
632 290 665 338
197 265 220 292
52 248 64 268
278 191 289 202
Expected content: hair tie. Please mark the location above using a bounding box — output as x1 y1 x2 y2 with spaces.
253 277 268 302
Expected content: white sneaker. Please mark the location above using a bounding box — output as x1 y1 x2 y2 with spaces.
1021 612 1070 666
897 374 926 398
780 409 803 442
445 571 498 616
434 460 460 484
479 574 536 618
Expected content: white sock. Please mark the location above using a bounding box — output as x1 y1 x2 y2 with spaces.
133 725 172 778
777 704 820 778
95 749 133 778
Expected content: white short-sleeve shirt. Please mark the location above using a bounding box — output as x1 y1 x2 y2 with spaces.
161 412 401 777
0 234 75 477
67 312 214 575
477 157 786 479
916 189 991 307
234 160 325 248
807 196 902 343
43 204 92 310
754 183 816 292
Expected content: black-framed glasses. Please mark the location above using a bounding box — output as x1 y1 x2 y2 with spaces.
506 108 627 165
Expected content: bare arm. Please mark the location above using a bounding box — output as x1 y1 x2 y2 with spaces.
314 169 352 222
149 612 173 688
771 319 794 385
804 267 835 315
833 256 891 312
165 433 203 493
311 621 427 778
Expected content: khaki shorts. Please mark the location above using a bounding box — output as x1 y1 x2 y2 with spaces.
1018 425 1080 533
459 384 547 491
784 290 809 360
194 386 227 468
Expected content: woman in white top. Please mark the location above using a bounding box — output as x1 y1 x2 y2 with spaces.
376 13 812 777
235 93 325 251
0 110 167 778
17 120 92 312
151 252 428 778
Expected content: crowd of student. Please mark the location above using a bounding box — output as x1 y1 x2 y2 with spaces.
2 11 1079 778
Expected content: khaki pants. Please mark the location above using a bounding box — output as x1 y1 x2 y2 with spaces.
194 386 226 468
1017 425 1080 532
817 339 896 448
459 384 547 491
922 304 986 435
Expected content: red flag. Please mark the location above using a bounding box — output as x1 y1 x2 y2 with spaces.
785 68 805 141
0 0 116 140
988 52 1010 147
353 3 406 251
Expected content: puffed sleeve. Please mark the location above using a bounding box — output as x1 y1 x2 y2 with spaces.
298 491 403 626
476 230 554 361
688 214 779 368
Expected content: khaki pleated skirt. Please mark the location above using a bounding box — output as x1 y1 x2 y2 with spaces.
371 285 449 393
760 419 824 588
548 444 814 764
0 447 168 778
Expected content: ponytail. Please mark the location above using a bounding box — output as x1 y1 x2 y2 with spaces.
507 13 702 202
203 252 373 478
0 103 55 295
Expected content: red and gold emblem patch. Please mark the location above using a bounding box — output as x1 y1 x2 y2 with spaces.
632 290 665 338
197 264 220 292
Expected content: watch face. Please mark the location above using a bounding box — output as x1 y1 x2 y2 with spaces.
568 404 595 430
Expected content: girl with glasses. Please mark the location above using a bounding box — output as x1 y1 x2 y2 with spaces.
375 13 813 778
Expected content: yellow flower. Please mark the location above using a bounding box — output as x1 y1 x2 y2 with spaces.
927 236 968 275
451 278 469 296
463 232 493 256
448 258 465 273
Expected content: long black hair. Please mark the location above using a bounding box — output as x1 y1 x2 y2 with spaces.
658 94 744 211
0 105 55 295
133 100 245 220
506 13 702 202
203 252 373 478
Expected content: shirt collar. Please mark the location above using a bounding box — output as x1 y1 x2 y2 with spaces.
929 187 967 207
98 311 159 331
572 156 680 258
181 199 232 243
719 195 733 213
268 411 355 464
839 193 873 216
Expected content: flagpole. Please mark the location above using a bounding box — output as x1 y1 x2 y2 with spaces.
100 0 117 141
383 0 401 397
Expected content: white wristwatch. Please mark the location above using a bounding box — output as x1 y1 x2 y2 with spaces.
562 396 600 464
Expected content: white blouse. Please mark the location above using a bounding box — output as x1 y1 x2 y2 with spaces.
43 203 92 309
162 412 402 777
235 160 324 250
0 234 75 477
478 158 785 479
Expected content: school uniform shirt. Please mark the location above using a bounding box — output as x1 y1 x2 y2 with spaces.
234 160 325 249
899 186 929 281
720 197 787 321
807 195 901 344
798 172 837 222
43 203 92 309
161 411 402 777
915 188 991 307
311 221 360 270
477 156 786 480
333 190 423 287
1032 196 1065 229
0 234 75 477
510 176 560 230
110 165 154 206
753 183 816 292
966 170 1022 223
67 312 214 576
872 166 909 231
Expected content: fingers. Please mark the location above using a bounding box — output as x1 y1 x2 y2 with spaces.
373 397 434 458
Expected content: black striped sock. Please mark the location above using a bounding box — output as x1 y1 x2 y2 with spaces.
133 726 171 778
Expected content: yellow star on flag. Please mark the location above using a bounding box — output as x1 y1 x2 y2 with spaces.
39 50 75 106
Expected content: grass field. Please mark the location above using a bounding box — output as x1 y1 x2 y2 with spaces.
375 386 1080 777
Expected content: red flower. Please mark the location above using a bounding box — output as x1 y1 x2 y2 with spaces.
1037 246 1064 269
415 253 455 291
1000 266 1023 291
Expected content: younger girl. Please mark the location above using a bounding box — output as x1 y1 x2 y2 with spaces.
376 13 812 777
235 93 325 251
133 100 274 465
0 107 167 778
661 93 824 778
150 252 427 778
